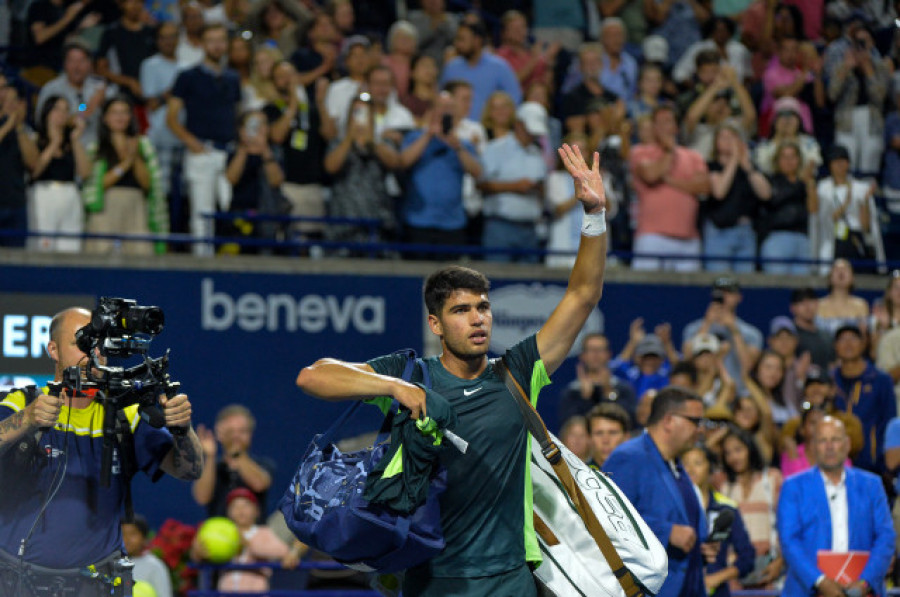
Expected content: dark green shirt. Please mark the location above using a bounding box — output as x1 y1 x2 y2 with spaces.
367 334 549 579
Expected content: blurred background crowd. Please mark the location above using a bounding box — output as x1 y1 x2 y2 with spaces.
1 0 900 266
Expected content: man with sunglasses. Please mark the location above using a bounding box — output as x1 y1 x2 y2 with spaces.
603 386 707 597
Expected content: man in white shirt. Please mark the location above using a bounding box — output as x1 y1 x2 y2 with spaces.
140 22 182 197
36 41 111 146
777 416 894 597
478 101 548 263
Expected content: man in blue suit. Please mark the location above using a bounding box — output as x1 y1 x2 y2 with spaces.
778 416 895 597
603 386 707 597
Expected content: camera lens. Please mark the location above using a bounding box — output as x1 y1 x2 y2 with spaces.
125 306 164 335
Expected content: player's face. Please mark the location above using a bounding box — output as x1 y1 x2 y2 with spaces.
430 289 492 360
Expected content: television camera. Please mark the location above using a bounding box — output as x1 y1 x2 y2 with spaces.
48 297 180 488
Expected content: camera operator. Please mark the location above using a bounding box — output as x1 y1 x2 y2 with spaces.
0 307 203 597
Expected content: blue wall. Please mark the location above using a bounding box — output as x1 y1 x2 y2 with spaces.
0 263 880 530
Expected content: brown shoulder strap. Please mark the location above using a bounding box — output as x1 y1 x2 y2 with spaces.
497 358 645 597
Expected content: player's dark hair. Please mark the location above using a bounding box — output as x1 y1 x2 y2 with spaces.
424 266 490 315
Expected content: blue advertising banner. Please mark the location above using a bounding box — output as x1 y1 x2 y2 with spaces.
0 261 882 531
0 264 425 526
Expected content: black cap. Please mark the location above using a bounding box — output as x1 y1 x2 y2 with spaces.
804 365 832 387
713 276 740 293
790 287 818 304
834 323 864 341
827 144 850 163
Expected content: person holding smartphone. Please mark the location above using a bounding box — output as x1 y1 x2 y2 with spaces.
323 92 400 251
221 110 284 254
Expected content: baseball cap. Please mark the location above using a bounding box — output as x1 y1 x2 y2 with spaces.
769 315 797 336
226 487 258 507
690 333 720 356
712 276 740 293
516 101 549 137
773 96 803 118
642 35 669 64
790 287 818 304
827 144 850 163
834 323 863 341
342 35 370 56
635 334 666 358
804 365 832 387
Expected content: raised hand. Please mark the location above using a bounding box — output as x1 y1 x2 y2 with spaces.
558 143 606 213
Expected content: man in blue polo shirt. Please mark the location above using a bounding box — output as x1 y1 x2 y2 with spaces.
398 91 482 259
166 23 241 255
440 21 521 120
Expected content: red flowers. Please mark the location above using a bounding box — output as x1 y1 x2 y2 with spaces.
148 519 198 596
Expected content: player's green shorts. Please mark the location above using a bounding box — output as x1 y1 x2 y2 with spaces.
402 563 538 597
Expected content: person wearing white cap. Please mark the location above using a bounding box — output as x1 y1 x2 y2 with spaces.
477 100 549 262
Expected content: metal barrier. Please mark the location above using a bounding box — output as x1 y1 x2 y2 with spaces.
0 214 896 272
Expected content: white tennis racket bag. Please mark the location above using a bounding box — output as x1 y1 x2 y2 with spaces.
530 433 668 597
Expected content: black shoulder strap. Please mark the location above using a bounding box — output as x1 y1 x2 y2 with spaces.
115 409 138 523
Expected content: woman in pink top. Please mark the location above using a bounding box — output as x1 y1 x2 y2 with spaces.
780 406 852 477
381 21 419 105
761 36 814 135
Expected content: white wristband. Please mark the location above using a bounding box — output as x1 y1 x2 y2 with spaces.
581 209 607 237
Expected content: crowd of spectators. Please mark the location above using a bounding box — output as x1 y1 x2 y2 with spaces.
558 265 900 593
0 0 898 267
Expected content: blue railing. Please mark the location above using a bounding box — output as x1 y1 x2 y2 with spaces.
0 211 896 272
187 562 900 596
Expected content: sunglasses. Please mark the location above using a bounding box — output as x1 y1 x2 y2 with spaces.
672 413 705 427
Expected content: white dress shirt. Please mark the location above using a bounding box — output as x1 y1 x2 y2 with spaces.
821 468 849 552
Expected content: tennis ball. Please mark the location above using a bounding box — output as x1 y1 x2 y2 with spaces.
197 517 242 563
132 580 157 597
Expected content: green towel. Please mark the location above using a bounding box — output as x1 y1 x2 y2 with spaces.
363 385 458 514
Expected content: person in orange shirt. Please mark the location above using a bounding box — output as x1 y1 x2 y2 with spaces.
629 103 710 271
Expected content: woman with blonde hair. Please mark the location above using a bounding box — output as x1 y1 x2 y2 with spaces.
480 90 516 141
757 140 817 274
248 45 283 107
704 123 771 273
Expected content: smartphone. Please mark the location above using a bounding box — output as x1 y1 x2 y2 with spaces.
441 113 453 135
353 104 369 126
245 114 262 137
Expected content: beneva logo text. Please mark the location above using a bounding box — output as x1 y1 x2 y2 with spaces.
201 278 386 334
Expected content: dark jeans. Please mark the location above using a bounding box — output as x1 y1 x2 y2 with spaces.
0 207 27 247
404 226 467 261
